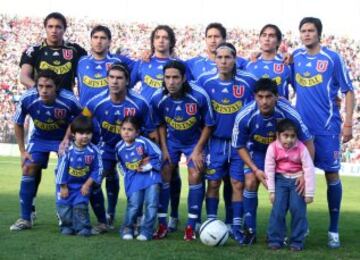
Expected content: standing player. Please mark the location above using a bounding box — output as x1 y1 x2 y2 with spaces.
245 24 292 99
293 17 354 248
82 63 156 232
232 78 314 245
19 12 87 221
10 70 82 231
197 43 257 242
151 61 214 240
77 25 134 106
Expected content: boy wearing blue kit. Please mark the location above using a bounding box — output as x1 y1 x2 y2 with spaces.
56 115 103 236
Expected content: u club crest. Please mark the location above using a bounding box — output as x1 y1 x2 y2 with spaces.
185 103 197 116
233 85 244 98
124 107 136 116
316 60 328 73
84 155 94 165
54 108 66 119
62 49 73 60
273 63 284 74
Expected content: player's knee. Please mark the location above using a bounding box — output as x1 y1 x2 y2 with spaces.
245 173 258 191
325 172 340 183
22 164 40 177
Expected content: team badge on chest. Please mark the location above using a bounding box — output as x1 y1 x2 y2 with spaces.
62 49 73 60
316 60 328 73
136 146 144 156
54 108 67 119
84 155 94 165
273 63 284 74
233 85 244 98
185 103 197 115
124 107 136 116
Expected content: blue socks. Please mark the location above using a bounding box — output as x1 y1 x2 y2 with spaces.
19 176 36 221
106 173 120 216
243 189 258 232
206 197 219 220
187 183 203 228
158 182 170 225
90 184 107 224
327 179 342 233
232 201 244 231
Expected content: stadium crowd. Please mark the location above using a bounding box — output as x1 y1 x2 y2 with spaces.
0 14 359 161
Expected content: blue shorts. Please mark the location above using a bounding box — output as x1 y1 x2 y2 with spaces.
244 151 265 174
99 143 117 172
313 134 341 172
205 137 244 182
167 139 196 169
26 138 60 168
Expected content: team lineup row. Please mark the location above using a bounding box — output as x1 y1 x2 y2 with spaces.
10 12 354 251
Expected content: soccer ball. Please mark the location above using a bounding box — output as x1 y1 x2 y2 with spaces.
199 219 229 246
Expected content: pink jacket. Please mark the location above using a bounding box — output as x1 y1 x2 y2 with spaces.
265 139 315 197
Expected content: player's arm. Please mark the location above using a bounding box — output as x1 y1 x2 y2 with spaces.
342 90 355 143
14 123 32 166
20 64 35 89
158 124 171 164
189 125 213 172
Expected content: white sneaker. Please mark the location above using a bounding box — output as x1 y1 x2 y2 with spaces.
136 234 149 241
122 233 134 240
31 211 37 226
328 232 340 248
10 218 32 231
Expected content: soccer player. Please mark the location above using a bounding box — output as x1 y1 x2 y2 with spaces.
187 22 248 81
197 42 257 242
82 63 156 232
293 17 354 248
151 61 214 240
10 70 82 231
130 25 179 100
56 115 103 236
19 12 86 221
77 25 134 106
245 24 292 99
232 78 314 245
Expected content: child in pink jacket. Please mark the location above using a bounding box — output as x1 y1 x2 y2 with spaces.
265 119 315 251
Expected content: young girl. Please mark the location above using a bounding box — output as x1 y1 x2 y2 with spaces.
115 116 162 241
265 119 315 251
56 115 103 236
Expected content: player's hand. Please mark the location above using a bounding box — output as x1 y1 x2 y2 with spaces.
295 175 305 196
254 169 268 189
342 125 353 143
58 139 70 156
282 53 293 65
249 51 261 62
20 151 33 168
139 49 151 62
269 193 275 204
81 184 90 196
305 196 313 204
188 149 204 173
137 156 151 172
60 186 69 198
162 150 172 165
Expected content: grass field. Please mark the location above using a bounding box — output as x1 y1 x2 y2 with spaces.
1 156 359 259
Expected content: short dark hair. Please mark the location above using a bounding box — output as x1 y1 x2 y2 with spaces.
36 70 60 87
122 116 141 131
162 60 190 95
276 118 297 134
44 12 67 30
260 24 282 49
299 17 322 38
71 115 94 134
254 78 278 95
91 25 112 40
107 62 130 80
205 23 227 39
150 25 176 55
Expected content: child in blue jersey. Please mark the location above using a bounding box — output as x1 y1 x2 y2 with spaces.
293 17 354 248
10 70 82 231
56 115 103 236
151 60 215 240
116 116 162 241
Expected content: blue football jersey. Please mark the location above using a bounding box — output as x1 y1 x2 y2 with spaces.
83 90 155 147
232 98 312 153
186 55 248 81
150 82 215 145
197 71 257 139
245 54 292 99
292 46 353 135
14 88 82 141
116 136 162 196
77 53 135 106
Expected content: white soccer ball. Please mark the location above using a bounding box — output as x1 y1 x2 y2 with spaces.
199 219 229 246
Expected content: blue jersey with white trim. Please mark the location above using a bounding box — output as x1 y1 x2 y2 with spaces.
197 71 257 139
116 136 162 196
83 90 155 147
130 57 178 100
293 46 353 135
77 53 134 106
246 54 292 99
14 88 82 141
232 98 312 153
187 55 248 81
150 82 215 145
